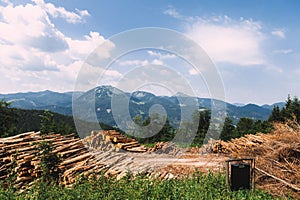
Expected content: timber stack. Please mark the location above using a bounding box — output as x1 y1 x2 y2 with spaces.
83 130 147 153
148 142 181 155
0 131 175 191
0 132 94 190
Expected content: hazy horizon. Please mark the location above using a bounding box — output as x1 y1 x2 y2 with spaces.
0 85 289 106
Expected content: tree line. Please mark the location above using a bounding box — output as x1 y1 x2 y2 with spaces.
128 95 300 146
1 95 300 145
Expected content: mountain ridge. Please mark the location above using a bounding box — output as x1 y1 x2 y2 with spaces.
0 86 284 125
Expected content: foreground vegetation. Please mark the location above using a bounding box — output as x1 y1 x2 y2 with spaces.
0 172 287 200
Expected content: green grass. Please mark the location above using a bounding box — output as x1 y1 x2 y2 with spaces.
0 172 292 200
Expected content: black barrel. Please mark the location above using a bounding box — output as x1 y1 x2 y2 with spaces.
230 163 251 190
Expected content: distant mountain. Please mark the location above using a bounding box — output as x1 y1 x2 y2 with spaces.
226 104 272 123
0 90 81 115
261 102 285 110
1 86 280 126
232 103 245 107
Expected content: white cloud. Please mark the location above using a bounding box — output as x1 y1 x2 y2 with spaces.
75 8 90 17
188 68 200 75
163 6 195 22
0 1 114 93
186 16 265 66
117 58 166 67
66 31 110 60
163 7 182 19
147 50 176 59
152 59 164 65
164 8 267 66
32 0 89 24
273 49 293 54
271 29 285 39
117 59 149 67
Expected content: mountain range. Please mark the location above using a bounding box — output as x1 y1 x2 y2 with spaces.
0 85 285 126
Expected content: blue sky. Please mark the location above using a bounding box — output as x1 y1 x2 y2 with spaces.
0 0 299 104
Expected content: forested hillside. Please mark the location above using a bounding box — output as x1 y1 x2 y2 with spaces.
0 100 114 138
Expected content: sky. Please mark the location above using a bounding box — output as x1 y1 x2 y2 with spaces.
0 0 299 105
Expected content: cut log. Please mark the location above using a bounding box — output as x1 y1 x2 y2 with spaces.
61 152 92 166
116 141 139 149
126 146 147 153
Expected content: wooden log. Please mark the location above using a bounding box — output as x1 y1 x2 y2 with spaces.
126 146 147 153
52 138 79 146
8 145 37 154
256 167 300 192
23 155 35 162
61 152 92 166
0 131 36 140
1 137 34 144
123 143 141 150
59 147 86 157
113 136 135 143
15 176 32 183
17 153 34 160
52 140 83 153
3 141 33 151
116 142 139 149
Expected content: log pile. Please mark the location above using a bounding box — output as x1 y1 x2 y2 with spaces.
149 142 181 155
83 130 147 153
212 120 300 199
0 131 94 190
0 131 176 191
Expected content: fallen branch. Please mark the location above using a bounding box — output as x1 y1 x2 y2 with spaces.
255 167 300 192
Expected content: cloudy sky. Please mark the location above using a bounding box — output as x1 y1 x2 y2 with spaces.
0 0 299 105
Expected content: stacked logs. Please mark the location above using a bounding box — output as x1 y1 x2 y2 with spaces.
0 131 92 190
148 142 181 155
0 131 176 190
84 130 147 153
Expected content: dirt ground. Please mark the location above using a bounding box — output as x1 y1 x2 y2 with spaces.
132 151 229 176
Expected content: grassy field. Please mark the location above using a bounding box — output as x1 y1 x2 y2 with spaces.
0 172 291 200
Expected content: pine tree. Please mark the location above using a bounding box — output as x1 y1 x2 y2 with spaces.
220 117 235 141
39 110 56 135
0 99 17 137
268 105 282 122
235 118 254 137
192 109 211 146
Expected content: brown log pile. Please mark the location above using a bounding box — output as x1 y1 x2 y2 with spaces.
212 120 300 199
0 132 94 190
0 131 176 191
148 142 181 155
83 130 147 153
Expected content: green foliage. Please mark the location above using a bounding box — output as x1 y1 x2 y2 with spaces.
268 105 282 122
192 109 211 146
269 95 300 123
34 141 61 183
0 99 17 137
235 118 255 136
220 117 271 141
39 110 56 135
0 172 287 199
220 117 235 141
130 113 175 144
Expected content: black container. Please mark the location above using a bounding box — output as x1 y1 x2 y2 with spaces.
230 163 251 191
